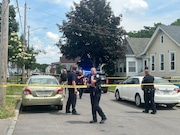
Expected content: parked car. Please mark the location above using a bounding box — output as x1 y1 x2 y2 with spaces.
114 76 180 108
22 75 64 110
99 73 108 93
164 76 180 88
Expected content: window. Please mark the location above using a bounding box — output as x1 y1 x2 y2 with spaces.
160 35 164 43
169 52 175 71
151 54 155 71
159 54 164 71
128 61 136 72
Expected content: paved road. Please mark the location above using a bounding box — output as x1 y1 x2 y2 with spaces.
13 92 180 135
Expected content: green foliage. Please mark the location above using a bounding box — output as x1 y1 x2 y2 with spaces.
128 19 180 38
57 0 126 69
0 3 19 35
30 63 49 73
128 23 162 38
8 33 35 69
171 18 180 26
102 60 115 75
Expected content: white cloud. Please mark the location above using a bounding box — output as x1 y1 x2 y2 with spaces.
46 32 59 43
123 0 148 13
30 36 60 64
36 45 60 64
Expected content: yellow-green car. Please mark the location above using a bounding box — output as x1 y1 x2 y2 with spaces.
22 75 64 110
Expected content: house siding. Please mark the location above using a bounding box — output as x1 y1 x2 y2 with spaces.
146 30 180 77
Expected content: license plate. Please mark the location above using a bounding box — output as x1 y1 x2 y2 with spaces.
36 91 52 97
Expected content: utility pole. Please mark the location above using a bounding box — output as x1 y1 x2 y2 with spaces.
22 2 27 82
0 0 9 107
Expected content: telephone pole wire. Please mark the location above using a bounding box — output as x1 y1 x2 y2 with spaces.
0 0 9 107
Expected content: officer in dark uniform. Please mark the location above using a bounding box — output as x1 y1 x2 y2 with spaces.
65 65 80 115
141 67 157 114
87 67 107 123
77 70 85 99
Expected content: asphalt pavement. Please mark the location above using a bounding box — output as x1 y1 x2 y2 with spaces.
0 93 178 135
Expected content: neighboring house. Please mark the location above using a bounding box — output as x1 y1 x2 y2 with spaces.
140 25 180 77
7 62 22 76
115 37 150 77
30 67 41 75
115 25 180 78
45 65 51 74
50 62 60 75
60 56 80 71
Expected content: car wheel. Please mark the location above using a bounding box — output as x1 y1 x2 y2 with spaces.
21 105 28 111
103 89 108 93
57 105 63 110
166 104 176 108
135 94 141 107
115 90 121 101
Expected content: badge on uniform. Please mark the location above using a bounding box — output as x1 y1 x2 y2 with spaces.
96 74 99 78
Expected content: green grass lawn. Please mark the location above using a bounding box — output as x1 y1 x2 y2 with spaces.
0 86 22 119
108 86 116 92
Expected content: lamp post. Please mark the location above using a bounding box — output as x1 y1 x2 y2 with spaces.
27 26 47 48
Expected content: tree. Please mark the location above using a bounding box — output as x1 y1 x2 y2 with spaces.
171 18 180 26
8 32 36 74
57 0 126 69
0 3 19 34
128 23 162 38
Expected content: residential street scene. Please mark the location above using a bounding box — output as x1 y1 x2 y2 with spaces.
1 0 180 135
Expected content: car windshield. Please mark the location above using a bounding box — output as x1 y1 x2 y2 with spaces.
154 78 172 85
29 78 58 85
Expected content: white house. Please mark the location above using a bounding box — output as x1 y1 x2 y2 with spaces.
140 25 180 77
115 25 180 78
115 37 150 77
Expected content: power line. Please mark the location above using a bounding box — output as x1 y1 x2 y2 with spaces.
27 6 65 21
13 0 23 33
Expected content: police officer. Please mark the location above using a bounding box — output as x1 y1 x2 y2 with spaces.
77 70 85 99
141 67 157 114
65 65 80 115
87 67 107 123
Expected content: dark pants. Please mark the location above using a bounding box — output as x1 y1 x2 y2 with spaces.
66 89 77 113
78 88 84 99
144 89 156 112
90 90 106 121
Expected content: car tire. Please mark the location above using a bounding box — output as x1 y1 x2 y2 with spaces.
135 94 142 107
115 90 121 101
166 104 176 108
57 105 63 110
21 105 28 111
103 88 108 93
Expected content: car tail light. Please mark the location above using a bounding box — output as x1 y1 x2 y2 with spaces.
174 88 180 93
155 87 159 91
57 88 63 94
23 88 32 94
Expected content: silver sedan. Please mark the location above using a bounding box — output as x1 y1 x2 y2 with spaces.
22 75 64 110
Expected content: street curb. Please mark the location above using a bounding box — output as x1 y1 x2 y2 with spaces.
6 99 22 135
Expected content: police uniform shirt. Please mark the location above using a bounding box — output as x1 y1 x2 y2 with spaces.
68 71 78 85
142 74 154 88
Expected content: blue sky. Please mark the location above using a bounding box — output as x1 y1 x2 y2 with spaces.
6 0 180 64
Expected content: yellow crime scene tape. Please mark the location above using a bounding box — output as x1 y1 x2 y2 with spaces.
0 82 180 88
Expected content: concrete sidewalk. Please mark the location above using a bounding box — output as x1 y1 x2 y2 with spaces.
0 119 12 135
0 100 21 135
